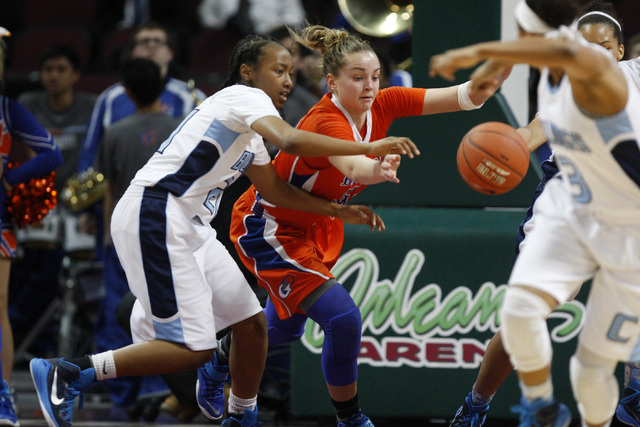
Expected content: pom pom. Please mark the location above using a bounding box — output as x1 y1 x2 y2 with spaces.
5 162 58 229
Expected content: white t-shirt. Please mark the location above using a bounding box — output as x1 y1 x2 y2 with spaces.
132 84 278 223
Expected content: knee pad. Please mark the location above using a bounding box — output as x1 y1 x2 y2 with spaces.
323 307 362 364
501 287 553 372
265 299 307 346
570 351 618 425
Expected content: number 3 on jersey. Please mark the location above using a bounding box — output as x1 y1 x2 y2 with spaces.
558 156 591 203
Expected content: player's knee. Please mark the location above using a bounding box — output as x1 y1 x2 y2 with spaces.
268 322 305 345
232 311 267 345
324 307 362 364
570 352 618 424
501 286 553 372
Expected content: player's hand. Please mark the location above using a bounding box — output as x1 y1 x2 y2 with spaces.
380 154 401 183
367 137 419 159
335 204 385 232
468 61 512 104
429 45 482 81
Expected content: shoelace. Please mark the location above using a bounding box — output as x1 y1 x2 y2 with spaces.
60 385 84 422
452 406 483 427
511 403 538 427
0 394 16 419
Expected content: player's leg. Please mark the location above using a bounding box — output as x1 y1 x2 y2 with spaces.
451 160 558 427
501 285 571 427
30 340 213 427
570 345 618 427
303 282 373 427
450 330 512 427
198 233 266 425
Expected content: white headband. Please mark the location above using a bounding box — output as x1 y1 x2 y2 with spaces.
579 11 622 32
515 0 553 35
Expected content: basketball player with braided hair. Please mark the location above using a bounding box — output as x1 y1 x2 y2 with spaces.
431 0 640 425
447 1 640 426
220 25 507 427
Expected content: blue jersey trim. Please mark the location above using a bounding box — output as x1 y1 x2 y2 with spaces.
204 118 241 153
155 141 221 196
140 188 179 319
596 109 634 146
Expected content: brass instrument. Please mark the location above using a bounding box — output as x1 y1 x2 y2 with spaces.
61 168 108 212
338 0 413 37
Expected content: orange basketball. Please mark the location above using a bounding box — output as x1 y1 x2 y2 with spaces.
456 121 530 195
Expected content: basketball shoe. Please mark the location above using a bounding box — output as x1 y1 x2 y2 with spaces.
512 396 571 427
29 358 95 427
337 410 375 427
0 379 18 426
617 378 640 427
221 406 261 426
450 392 489 426
196 349 229 420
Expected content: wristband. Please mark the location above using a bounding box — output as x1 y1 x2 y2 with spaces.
457 81 484 111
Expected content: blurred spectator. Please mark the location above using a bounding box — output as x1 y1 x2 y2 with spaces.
10 44 97 359
197 0 306 35
18 45 97 190
77 20 205 176
628 31 640 59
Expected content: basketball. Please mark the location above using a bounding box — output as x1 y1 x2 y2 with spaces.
456 121 530 195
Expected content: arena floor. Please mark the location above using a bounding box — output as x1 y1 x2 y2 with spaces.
10 367 627 426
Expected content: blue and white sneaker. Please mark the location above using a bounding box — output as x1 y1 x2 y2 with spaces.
29 358 95 427
617 378 640 426
221 406 262 426
512 396 571 427
450 393 489 426
0 379 19 426
337 410 375 427
196 350 229 420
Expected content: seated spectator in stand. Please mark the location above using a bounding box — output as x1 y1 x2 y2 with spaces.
10 43 97 360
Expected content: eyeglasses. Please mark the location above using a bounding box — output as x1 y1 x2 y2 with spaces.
134 38 169 47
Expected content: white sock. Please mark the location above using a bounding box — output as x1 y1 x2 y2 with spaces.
228 390 257 415
91 350 117 381
520 377 553 402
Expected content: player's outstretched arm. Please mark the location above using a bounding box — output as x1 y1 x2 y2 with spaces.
329 154 401 185
251 116 419 159
246 163 384 231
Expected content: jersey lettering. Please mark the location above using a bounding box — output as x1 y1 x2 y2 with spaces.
232 150 255 174
204 177 233 216
335 184 361 206
607 313 639 343
558 156 591 203
547 122 591 153
278 274 295 299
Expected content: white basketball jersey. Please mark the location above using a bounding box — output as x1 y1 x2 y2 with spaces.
131 84 276 223
537 34 640 215
621 57 640 92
